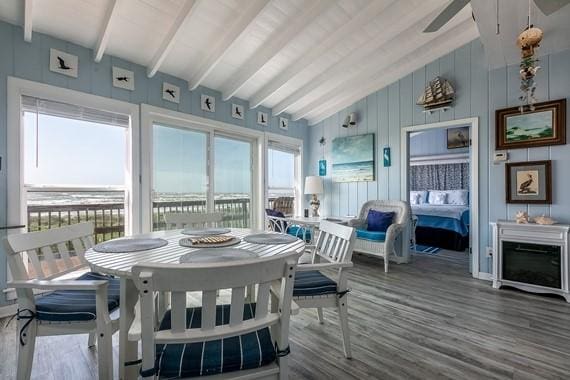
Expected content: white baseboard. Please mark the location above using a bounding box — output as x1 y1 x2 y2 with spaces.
477 272 493 281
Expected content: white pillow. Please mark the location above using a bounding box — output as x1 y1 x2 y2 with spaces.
445 190 469 205
410 192 421 205
428 191 448 205
410 191 428 205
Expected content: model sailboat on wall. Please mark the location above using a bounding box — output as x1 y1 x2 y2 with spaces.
416 76 455 112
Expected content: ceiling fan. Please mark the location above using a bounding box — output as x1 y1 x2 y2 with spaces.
423 0 570 33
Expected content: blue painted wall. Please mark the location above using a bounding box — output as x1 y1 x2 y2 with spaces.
0 21 310 305
410 127 470 157
307 39 570 274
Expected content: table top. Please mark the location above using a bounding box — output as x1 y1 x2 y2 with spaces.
85 228 305 277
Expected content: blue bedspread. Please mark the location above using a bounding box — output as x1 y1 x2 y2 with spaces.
412 205 470 236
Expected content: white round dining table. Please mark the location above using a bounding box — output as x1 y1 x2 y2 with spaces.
84 228 305 380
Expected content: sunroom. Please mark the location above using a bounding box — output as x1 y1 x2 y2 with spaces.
1 1 570 379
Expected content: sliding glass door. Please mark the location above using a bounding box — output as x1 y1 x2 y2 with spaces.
214 136 252 227
152 124 208 230
151 124 254 230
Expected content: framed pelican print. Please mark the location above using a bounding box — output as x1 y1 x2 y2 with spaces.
506 160 552 204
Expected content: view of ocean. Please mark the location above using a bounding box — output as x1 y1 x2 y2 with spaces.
332 160 374 182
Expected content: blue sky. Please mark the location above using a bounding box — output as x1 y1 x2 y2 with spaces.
24 114 294 194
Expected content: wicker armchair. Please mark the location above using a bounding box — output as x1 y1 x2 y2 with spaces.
348 200 412 272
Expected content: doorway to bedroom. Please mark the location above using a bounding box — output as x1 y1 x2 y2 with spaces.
401 118 480 277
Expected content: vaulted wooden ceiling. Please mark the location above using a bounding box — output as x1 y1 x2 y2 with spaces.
0 0 482 125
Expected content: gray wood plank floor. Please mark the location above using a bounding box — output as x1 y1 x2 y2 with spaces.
2 250 570 379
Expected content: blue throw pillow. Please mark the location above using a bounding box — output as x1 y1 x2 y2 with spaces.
367 210 394 232
265 208 287 232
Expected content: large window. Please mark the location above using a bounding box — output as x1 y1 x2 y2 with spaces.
267 146 298 215
152 124 208 230
214 136 252 227
22 96 131 242
151 123 254 230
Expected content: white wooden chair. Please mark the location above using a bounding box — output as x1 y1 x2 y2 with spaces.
292 220 356 358
4 222 119 380
163 212 223 230
132 250 301 379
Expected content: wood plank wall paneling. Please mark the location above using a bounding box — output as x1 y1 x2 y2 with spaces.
0 21 310 305
309 39 570 274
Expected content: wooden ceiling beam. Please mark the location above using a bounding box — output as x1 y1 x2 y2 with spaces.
272 0 446 116
187 0 270 90
303 19 479 125
220 0 333 101
94 0 121 62
247 0 396 109
23 0 33 42
147 0 199 78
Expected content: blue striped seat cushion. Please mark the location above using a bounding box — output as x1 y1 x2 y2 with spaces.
155 303 276 378
34 272 120 322
287 226 312 241
293 271 337 297
356 229 386 242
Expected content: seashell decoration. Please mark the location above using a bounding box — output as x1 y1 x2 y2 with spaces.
515 211 529 224
532 215 557 225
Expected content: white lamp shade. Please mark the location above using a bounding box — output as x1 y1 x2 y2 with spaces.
304 176 324 195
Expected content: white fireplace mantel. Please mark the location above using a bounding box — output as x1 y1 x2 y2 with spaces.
491 220 570 302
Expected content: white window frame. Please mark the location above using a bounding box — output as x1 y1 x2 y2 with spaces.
264 132 304 216
141 104 265 231
7 77 141 236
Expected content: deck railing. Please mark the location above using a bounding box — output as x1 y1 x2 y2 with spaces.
27 196 295 243
27 198 253 242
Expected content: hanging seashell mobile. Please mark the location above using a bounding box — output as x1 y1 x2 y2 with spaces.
517 25 543 111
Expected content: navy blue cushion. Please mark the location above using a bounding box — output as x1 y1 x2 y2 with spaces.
293 271 337 297
356 229 386 242
265 208 287 232
287 226 312 241
367 210 394 232
34 272 120 322
155 303 276 378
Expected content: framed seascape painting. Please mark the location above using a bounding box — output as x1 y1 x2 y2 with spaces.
496 99 566 150
506 160 552 204
332 133 375 182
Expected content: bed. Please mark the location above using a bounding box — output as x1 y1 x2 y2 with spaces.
410 190 470 251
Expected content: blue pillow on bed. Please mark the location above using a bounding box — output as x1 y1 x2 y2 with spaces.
367 210 395 232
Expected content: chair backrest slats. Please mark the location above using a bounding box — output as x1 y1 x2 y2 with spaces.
229 287 246 327
201 290 218 331
170 291 187 333
163 212 223 230
314 221 356 265
57 242 74 269
41 246 59 276
133 251 301 352
27 249 45 279
255 282 271 320
4 222 95 282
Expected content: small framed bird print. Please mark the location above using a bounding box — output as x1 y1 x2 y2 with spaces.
506 160 552 204
279 117 289 131
49 49 78 78
201 95 215 112
163 82 180 104
232 104 244 120
257 111 268 126
112 67 134 91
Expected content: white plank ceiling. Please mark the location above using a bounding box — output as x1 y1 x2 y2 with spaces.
2 0 564 125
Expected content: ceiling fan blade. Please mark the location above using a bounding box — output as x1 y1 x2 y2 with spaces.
423 0 471 33
533 0 570 15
